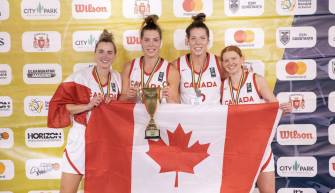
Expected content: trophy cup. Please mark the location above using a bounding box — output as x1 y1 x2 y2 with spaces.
134 81 168 139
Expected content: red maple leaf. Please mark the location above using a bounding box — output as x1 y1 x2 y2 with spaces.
146 124 210 187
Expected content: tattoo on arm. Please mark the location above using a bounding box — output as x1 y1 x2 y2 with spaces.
264 98 270 103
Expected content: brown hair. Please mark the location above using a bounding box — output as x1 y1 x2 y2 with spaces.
140 14 162 39
186 13 209 39
220 45 243 59
94 29 117 53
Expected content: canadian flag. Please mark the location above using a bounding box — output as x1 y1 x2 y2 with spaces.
85 101 281 193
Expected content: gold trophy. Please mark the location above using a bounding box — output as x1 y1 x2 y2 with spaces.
135 81 168 139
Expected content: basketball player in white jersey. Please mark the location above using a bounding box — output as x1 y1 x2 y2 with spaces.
171 13 228 105
48 29 121 193
119 15 180 103
221 45 292 193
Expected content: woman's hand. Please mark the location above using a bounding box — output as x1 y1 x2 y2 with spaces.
162 86 173 103
87 95 103 110
105 96 113 105
280 102 292 115
126 87 138 101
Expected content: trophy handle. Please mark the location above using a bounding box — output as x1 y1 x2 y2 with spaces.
134 81 143 103
160 81 169 103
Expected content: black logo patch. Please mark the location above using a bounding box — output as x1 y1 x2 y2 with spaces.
247 83 252 93
111 83 116 92
210 67 216 78
158 72 164 82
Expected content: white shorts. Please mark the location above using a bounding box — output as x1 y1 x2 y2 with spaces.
260 145 274 172
62 126 85 175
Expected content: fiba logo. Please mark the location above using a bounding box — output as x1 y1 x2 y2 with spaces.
0 132 9 140
29 99 43 114
281 0 296 12
182 0 203 12
285 61 307 75
234 30 255 43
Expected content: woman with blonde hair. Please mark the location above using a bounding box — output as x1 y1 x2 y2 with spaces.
48 29 121 193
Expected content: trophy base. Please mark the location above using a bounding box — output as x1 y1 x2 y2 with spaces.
145 129 160 139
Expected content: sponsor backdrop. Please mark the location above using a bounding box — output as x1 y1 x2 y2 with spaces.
0 0 334 192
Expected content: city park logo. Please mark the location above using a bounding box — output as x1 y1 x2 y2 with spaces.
225 0 264 16
21 0 60 20
173 29 213 50
277 124 316 145
276 27 316 48
0 32 10 53
72 0 111 19
276 0 316 15
0 160 14 180
276 60 316 81
225 28 264 49
22 31 61 52
24 96 52 116
73 31 102 52
123 0 162 18
23 64 62 84
0 0 10 20
0 96 12 117
0 64 12 85
26 159 62 179
277 92 316 113
173 0 213 18
277 157 317 177
0 128 14 148
25 128 64 148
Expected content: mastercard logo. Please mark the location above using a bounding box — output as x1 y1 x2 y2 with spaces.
234 30 255 43
183 0 203 12
285 61 307 75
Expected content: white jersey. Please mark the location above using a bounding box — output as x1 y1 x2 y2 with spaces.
178 53 222 105
221 72 274 172
221 72 264 106
129 56 170 103
62 66 121 175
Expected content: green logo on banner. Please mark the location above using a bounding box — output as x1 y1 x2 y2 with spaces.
37 3 44 14
88 35 95 46
292 160 300 171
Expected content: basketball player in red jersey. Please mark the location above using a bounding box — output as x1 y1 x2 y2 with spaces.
221 45 292 193
171 13 229 105
119 15 180 103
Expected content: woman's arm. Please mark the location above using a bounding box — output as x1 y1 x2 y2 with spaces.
118 61 138 101
162 64 180 103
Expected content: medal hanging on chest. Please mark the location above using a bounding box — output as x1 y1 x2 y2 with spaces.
229 71 245 105
190 54 207 105
94 66 111 98
141 56 161 88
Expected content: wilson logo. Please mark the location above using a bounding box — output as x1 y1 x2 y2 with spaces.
74 4 107 13
126 36 141 45
280 130 313 139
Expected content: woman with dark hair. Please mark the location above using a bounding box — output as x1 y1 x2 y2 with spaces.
172 13 228 105
48 29 121 193
221 45 292 193
119 15 180 103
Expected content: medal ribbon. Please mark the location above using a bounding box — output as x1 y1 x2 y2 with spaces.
190 53 207 91
229 71 245 105
94 66 110 98
141 56 161 88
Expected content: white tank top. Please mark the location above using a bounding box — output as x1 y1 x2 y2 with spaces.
129 56 170 103
221 72 264 105
178 53 222 105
